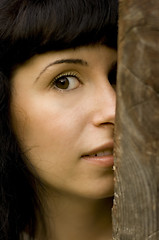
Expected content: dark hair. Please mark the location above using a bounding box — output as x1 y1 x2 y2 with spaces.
0 0 118 239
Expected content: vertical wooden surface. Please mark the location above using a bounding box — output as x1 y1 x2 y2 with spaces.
112 0 159 239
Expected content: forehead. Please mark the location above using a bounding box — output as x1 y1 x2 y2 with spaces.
12 45 117 76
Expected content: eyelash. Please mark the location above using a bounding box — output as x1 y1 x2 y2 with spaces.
49 72 81 92
49 67 117 92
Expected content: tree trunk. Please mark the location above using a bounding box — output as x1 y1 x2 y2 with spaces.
112 0 159 239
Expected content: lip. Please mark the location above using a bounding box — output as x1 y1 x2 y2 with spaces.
81 141 114 156
81 141 114 167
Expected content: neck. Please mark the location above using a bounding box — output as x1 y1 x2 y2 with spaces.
36 191 113 240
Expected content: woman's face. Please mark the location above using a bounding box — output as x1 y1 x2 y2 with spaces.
10 45 117 199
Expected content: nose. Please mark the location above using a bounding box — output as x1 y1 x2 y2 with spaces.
91 84 116 126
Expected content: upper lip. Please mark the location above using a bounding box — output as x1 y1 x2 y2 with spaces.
81 141 114 157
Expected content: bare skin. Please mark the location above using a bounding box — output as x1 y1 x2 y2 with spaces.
10 45 116 240
34 187 113 240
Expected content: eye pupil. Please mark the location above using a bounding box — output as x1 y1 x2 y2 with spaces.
55 77 69 89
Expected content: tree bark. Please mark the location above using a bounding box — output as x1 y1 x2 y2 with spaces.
112 0 159 239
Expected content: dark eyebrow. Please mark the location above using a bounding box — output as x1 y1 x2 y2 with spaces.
53 59 88 65
35 58 88 82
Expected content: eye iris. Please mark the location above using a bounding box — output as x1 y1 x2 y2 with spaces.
55 77 69 89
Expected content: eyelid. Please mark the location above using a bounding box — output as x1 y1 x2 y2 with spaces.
49 71 82 91
49 71 81 86
53 71 80 82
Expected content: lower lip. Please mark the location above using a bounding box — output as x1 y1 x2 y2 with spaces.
81 155 114 167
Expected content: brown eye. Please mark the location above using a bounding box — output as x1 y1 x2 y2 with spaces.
55 77 69 89
53 75 80 91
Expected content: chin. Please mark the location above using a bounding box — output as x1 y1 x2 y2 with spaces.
90 189 114 200
80 183 114 200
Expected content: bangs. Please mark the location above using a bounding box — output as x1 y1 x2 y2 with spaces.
0 0 118 67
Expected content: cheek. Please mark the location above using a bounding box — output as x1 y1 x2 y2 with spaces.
10 95 84 164
10 101 72 179
10 88 91 184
